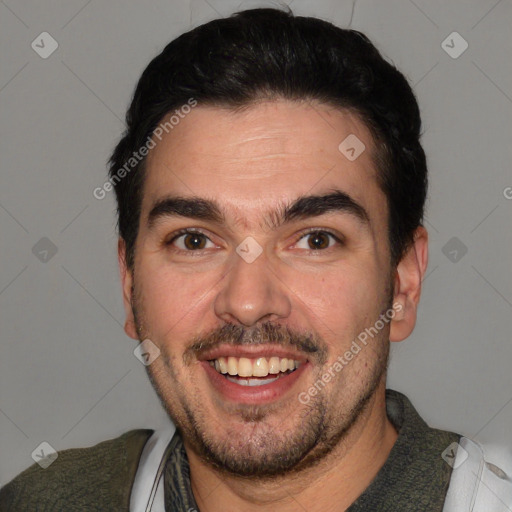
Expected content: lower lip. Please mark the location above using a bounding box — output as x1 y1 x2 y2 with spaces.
201 361 309 404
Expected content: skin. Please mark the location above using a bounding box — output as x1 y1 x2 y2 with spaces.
118 99 428 511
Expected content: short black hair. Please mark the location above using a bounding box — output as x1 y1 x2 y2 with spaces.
109 7 427 269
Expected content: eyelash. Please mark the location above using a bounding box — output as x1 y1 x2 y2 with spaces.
165 228 343 253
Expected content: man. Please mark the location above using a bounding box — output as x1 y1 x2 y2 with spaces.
1 7 510 512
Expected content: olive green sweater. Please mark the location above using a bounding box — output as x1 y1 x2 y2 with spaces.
0 429 153 511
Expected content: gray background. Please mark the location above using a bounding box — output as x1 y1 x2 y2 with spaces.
1 0 511 486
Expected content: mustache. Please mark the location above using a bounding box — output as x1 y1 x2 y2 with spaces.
183 322 328 365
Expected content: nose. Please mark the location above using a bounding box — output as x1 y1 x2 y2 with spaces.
213 247 292 327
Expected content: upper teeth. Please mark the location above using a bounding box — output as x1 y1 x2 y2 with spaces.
209 357 300 377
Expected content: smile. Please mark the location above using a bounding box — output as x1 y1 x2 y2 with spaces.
208 356 300 387
199 348 309 404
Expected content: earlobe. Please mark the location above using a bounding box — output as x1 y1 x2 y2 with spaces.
118 238 138 340
389 226 428 342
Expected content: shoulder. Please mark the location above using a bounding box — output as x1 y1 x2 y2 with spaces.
443 437 512 511
0 429 153 512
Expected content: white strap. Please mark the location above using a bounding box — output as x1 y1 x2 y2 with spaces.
442 436 512 511
130 425 176 512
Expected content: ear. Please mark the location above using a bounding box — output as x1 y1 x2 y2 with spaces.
118 238 138 340
389 226 428 342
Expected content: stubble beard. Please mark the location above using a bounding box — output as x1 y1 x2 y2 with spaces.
143 334 389 480
132 281 391 479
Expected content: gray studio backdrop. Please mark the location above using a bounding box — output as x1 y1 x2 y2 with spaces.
1 0 511 486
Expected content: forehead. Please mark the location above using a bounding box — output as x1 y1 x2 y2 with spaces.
141 100 386 229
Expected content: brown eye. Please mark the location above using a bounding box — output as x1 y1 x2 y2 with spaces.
295 230 341 251
183 233 207 250
168 230 214 251
307 232 330 250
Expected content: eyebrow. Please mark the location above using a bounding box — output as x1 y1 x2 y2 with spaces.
147 189 370 231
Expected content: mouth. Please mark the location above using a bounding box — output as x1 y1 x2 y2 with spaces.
208 356 301 386
198 346 309 404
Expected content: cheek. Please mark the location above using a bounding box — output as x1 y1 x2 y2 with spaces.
136 262 213 338
288 264 388 380
288 261 382 328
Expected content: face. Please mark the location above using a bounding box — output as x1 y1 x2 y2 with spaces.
120 100 419 477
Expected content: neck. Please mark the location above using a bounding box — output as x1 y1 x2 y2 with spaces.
185 382 398 512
